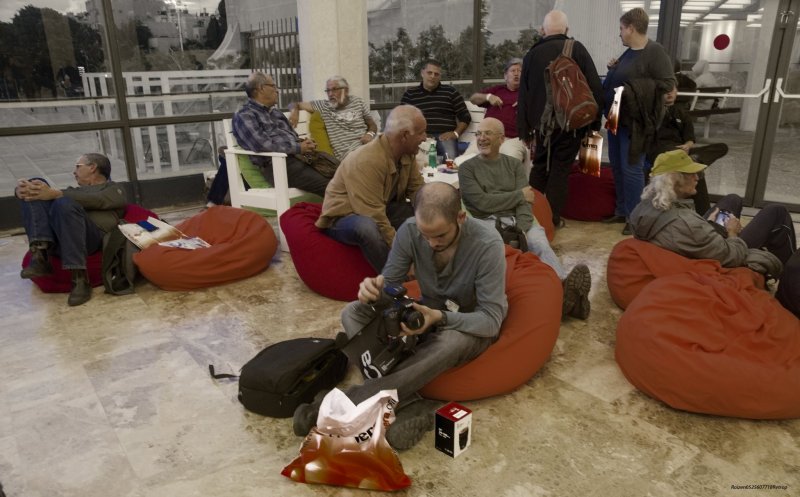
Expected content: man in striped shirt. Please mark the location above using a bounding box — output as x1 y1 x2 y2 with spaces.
288 76 378 161
401 59 471 160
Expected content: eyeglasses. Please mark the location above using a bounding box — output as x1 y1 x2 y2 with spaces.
74 163 92 168
474 131 498 137
261 83 279 90
324 87 347 94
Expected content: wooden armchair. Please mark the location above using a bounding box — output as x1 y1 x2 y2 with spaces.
222 114 321 251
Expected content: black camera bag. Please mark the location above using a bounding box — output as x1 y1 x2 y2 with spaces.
209 337 348 418
495 219 529 252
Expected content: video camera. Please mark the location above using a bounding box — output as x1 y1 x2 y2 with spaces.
351 284 426 379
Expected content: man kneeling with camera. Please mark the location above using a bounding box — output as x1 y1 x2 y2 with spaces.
293 182 508 450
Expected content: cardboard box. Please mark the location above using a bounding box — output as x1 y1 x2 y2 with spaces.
435 402 472 458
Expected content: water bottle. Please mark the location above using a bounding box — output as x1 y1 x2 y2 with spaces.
428 142 437 169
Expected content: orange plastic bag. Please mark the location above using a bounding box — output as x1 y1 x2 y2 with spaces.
281 389 411 491
578 131 602 177
605 85 623 136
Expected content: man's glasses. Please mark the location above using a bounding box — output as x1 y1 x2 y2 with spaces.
261 83 278 90
324 87 346 94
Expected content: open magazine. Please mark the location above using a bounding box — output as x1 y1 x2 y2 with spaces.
118 217 210 250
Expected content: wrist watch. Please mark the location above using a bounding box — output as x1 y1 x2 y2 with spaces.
366 131 376 137
486 93 493 103
438 310 448 327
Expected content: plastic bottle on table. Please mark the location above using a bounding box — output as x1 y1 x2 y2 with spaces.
428 142 437 169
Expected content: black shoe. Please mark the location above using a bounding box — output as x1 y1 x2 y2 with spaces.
292 390 328 436
555 218 567 229
67 270 92 306
21 244 52 279
562 264 591 318
569 295 591 320
602 215 627 224
386 398 438 451
622 223 632 236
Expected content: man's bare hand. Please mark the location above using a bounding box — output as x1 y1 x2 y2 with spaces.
358 274 384 305
399 303 442 337
299 138 316 154
360 133 374 144
17 179 61 201
521 185 536 204
487 94 503 107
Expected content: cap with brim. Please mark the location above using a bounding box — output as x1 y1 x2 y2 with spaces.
650 149 707 177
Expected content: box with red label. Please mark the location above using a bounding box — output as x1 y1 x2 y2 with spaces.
435 402 472 458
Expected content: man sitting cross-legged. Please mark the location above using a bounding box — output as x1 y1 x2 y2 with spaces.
459 117 592 320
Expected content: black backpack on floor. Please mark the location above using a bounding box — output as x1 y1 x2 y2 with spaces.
210 337 348 418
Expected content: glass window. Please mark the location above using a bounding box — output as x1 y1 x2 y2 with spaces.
130 121 222 179
0 130 128 193
0 2 116 126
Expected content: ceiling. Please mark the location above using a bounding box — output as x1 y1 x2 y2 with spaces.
619 0 764 26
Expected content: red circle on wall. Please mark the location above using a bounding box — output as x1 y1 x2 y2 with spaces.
714 34 730 50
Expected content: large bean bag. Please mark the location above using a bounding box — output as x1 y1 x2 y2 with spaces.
134 206 277 291
21 204 157 293
606 238 764 309
280 202 377 301
616 270 800 419
532 188 555 242
411 245 562 401
562 163 616 222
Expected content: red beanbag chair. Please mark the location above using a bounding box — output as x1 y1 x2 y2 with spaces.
134 206 277 291
532 189 555 242
616 270 800 419
414 245 562 401
562 163 616 222
606 238 764 309
280 202 377 301
21 204 158 293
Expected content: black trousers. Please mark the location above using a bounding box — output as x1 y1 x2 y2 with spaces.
530 129 582 225
689 143 729 215
261 156 330 198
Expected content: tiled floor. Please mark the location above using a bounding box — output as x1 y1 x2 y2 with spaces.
0 208 798 497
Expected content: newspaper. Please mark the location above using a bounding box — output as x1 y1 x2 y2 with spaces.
118 217 210 250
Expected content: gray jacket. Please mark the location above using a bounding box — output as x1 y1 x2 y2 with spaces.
629 198 782 277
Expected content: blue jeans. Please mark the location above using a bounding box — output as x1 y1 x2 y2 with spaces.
20 197 104 270
473 216 566 280
340 301 493 404
324 214 390 273
608 126 645 219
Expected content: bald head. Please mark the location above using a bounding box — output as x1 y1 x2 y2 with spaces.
479 116 504 136
543 10 568 36
385 105 424 136
415 182 462 225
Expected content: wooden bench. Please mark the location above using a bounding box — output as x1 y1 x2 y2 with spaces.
682 86 741 139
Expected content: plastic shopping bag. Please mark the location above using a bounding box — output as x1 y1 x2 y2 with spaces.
605 85 623 136
578 131 603 177
281 388 412 491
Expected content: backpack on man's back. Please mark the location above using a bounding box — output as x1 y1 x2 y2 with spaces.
540 38 599 142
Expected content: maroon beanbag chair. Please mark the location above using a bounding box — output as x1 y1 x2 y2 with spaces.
413 245 563 401
134 206 277 291
616 270 800 419
279 202 377 301
562 163 616 222
606 238 764 309
20 204 158 293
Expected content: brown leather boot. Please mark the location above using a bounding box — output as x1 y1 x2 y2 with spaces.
67 269 92 306
21 242 53 279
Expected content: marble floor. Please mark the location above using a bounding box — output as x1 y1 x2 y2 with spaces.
0 207 798 497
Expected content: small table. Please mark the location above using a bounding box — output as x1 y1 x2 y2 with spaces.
422 167 459 188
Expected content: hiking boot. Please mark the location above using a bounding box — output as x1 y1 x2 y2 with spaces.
386 398 438 451
292 390 328 437
67 269 92 306
569 294 591 320
562 264 591 318
21 243 52 279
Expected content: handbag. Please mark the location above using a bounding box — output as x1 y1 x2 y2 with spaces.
295 151 340 178
495 219 528 252
578 131 603 177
